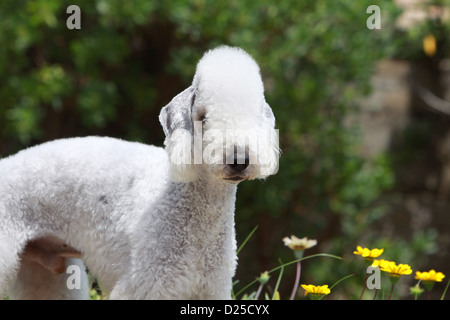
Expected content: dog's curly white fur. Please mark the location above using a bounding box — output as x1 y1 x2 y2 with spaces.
0 46 279 299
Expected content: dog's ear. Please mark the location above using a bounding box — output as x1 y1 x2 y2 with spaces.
262 101 276 128
159 86 199 183
159 86 196 137
256 100 280 179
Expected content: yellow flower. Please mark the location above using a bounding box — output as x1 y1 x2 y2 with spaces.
353 246 384 260
372 259 395 269
380 262 413 277
415 270 445 283
283 236 317 251
423 35 437 57
301 284 331 298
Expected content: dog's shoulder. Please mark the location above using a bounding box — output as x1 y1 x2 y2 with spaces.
0 136 169 181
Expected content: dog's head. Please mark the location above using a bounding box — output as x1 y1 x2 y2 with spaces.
159 46 280 183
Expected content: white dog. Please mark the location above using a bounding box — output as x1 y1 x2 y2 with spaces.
0 46 279 299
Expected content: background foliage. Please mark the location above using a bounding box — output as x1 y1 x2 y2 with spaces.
1 0 448 299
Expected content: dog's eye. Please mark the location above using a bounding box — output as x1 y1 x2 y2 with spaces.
197 112 206 122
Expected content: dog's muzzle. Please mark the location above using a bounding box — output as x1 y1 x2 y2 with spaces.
223 155 251 182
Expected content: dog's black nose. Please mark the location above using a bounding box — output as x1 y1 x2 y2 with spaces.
229 155 249 172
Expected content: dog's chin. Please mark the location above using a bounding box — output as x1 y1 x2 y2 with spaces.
221 165 257 184
223 175 248 184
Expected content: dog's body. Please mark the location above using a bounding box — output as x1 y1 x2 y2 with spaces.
0 46 279 299
1 137 237 299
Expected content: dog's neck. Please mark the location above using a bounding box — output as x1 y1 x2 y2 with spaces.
168 173 238 218
153 173 238 248
126 171 239 299
194 174 238 207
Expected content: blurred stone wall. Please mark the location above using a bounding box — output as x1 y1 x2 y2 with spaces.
358 55 450 296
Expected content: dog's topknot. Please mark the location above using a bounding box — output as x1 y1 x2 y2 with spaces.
192 46 264 107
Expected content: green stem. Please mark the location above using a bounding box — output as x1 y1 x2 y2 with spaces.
234 253 341 299
272 260 284 300
440 279 450 300
372 289 379 300
237 226 258 255
254 283 263 300
359 272 368 300
388 282 396 300
319 274 355 300
412 280 422 300
289 261 301 300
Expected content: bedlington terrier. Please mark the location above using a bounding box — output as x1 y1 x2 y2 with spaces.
0 46 279 299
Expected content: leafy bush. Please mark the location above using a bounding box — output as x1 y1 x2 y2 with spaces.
0 0 441 299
